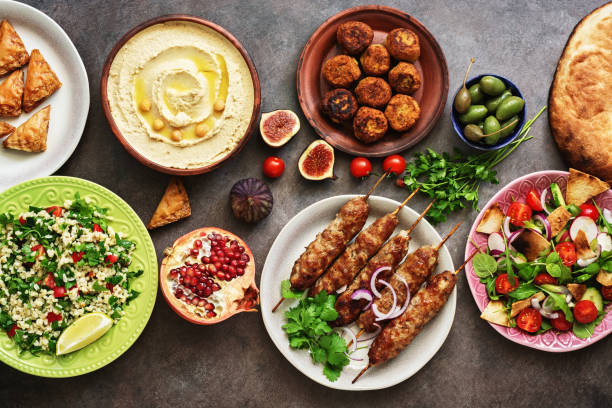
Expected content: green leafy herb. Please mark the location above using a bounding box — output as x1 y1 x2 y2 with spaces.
538 287 574 322
573 312 605 339
507 283 539 300
280 279 305 300
472 253 497 278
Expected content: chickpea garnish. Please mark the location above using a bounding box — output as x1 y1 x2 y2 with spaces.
139 98 152 112
213 98 225 112
170 130 182 141
152 119 165 131
195 123 210 138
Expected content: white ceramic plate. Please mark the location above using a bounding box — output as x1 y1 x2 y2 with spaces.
0 0 89 190
261 195 456 390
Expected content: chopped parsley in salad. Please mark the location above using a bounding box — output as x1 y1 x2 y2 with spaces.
0 193 143 355
474 169 612 338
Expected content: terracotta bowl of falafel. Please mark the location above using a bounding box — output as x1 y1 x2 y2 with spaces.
297 5 448 157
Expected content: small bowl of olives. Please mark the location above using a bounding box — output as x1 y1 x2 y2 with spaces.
451 73 525 150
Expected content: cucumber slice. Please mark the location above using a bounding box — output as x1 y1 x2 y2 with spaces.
550 183 565 207
581 287 603 312
540 284 564 293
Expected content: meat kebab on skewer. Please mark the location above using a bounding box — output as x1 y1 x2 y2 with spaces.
331 201 435 327
309 187 421 298
352 251 478 384
272 172 388 312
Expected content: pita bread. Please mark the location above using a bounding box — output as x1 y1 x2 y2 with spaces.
567 283 586 301
596 270 612 286
0 20 29 76
510 292 545 318
511 229 551 261
476 203 504 234
0 121 14 137
23 49 61 113
480 300 510 327
574 229 595 260
546 206 571 237
3 105 50 152
147 177 191 229
0 69 23 117
566 168 610 206
549 3 612 182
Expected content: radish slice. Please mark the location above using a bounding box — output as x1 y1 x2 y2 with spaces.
371 280 397 321
569 216 598 243
386 274 410 320
503 216 512 238
540 189 550 215
370 266 391 298
342 327 357 353
351 289 373 311
358 323 382 342
598 233 612 252
604 208 612 225
488 232 505 254
336 284 347 294
533 214 552 240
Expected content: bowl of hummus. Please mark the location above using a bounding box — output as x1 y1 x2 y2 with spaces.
101 15 261 174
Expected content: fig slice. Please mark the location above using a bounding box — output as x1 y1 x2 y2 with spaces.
260 109 300 147
160 227 259 325
298 140 335 181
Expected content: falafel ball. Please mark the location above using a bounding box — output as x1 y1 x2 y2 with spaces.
322 89 358 123
337 21 374 55
360 44 391 76
385 28 420 61
384 94 421 132
322 55 361 88
354 77 392 108
388 62 421 94
353 106 388 144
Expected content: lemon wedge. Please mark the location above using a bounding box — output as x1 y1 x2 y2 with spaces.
56 312 113 355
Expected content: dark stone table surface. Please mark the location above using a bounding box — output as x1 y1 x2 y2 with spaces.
1 0 610 407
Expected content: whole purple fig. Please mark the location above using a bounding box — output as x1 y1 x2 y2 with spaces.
230 178 273 223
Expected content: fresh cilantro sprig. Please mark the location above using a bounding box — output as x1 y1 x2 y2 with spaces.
402 107 546 224
282 291 349 382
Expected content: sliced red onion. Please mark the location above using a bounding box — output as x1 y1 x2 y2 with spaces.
568 302 575 308
371 280 397 321
358 323 382 342
503 216 512 238
540 188 550 215
565 293 573 304
386 274 411 320
530 297 541 310
533 213 552 240
604 208 612 225
541 296 554 313
370 266 391 298
540 310 559 320
508 229 523 244
351 289 373 311
342 327 357 353
336 284 347 294
488 232 505 254
490 249 504 257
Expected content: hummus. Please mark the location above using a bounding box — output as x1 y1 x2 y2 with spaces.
107 21 255 169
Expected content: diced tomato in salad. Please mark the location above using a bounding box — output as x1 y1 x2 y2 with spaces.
555 242 577 267
495 273 519 295
534 273 557 285
507 202 532 227
526 189 543 212
578 203 598 221
46 206 63 217
516 307 542 333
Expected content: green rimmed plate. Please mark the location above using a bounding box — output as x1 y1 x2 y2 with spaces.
0 176 157 377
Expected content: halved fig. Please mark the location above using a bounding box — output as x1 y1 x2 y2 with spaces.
160 227 259 325
260 110 300 147
298 139 335 180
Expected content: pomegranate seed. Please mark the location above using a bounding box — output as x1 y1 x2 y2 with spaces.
238 260 246 267
179 277 185 285
211 255 218 263
206 311 216 318
169 270 179 279
237 268 245 276
198 299 207 307
238 246 245 253
186 268 194 277
216 250 224 258
197 283 205 291
191 297 199 305
201 256 210 264
208 265 216 273
216 271 225 279
194 239 203 248
197 264 207 272
221 264 228 272
214 262 222 270
198 290 205 297
180 266 187 274
180 294 187 301
175 288 183 297
204 287 212 297
241 253 250 262
190 248 199 257
208 233 215 240
206 278 213 286
230 260 237 267
228 266 236 274
194 270 202 279
212 283 220 291
205 303 214 311
191 277 198 286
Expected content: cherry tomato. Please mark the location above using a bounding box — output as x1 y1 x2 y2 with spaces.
93 224 104 233
578 203 599 221
46 206 62 217
382 155 406 175
534 273 558 285
550 312 572 331
262 156 285 178
495 273 519 295
105 254 119 265
516 307 542 333
573 300 598 324
72 251 84 263
602 286 612 301
31 244 45 260
507 202 532 227
42 273 56 289
46 311 62 323
350 157 372 178
53 286 67 298
526 189 543 212
555 242 577 267
18 216 26 225
7 324 17 338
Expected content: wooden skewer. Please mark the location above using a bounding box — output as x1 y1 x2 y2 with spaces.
406 200 435 235
455 250 478 275
271 297 285 313
435 222 462 251
391 187 420 216
365 171 390 199
352 364 372 384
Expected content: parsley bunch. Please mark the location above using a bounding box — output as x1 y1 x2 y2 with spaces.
402 107 546 224
281 281 349 382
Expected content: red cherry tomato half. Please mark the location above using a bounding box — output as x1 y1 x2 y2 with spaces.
46 206 62 217
533 273 558 285
550 312 572 331
602 286 612 301
262 156 285 178
350 157 372 178
382 155 406 176
93 224 104 233
516 307 542 333
578 203 599 221
507 202 532 227
526 189 543 212
573 300 598 324
53 286 67 298
555 242 577 267
495 273 519 295
105 254 119 265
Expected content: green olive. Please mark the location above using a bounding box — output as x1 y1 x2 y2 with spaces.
463 124 484 142
454 87 471 114
485 90 512 113
479 76 506 96
496 96 525 121
483 115 500 135
458 105 488 124
499 115 519 138
468 83 484 104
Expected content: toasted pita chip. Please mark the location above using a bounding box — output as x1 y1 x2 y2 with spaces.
596 270 612 286
3 105 49 152
23 49 61 113
547 206 572 237
0 20 29 76
510 292 545 318
511 229 551 261
480 300 510 327
0 69 23 117
567 283 587 301
147 177 191 229
0 121 14 137
574 229 596 260
566 168 610 206
476 203 505 234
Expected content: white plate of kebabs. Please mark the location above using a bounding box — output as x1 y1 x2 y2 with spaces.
261 186 465 390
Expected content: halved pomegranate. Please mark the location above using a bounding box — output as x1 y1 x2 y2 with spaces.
160 227 259 325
